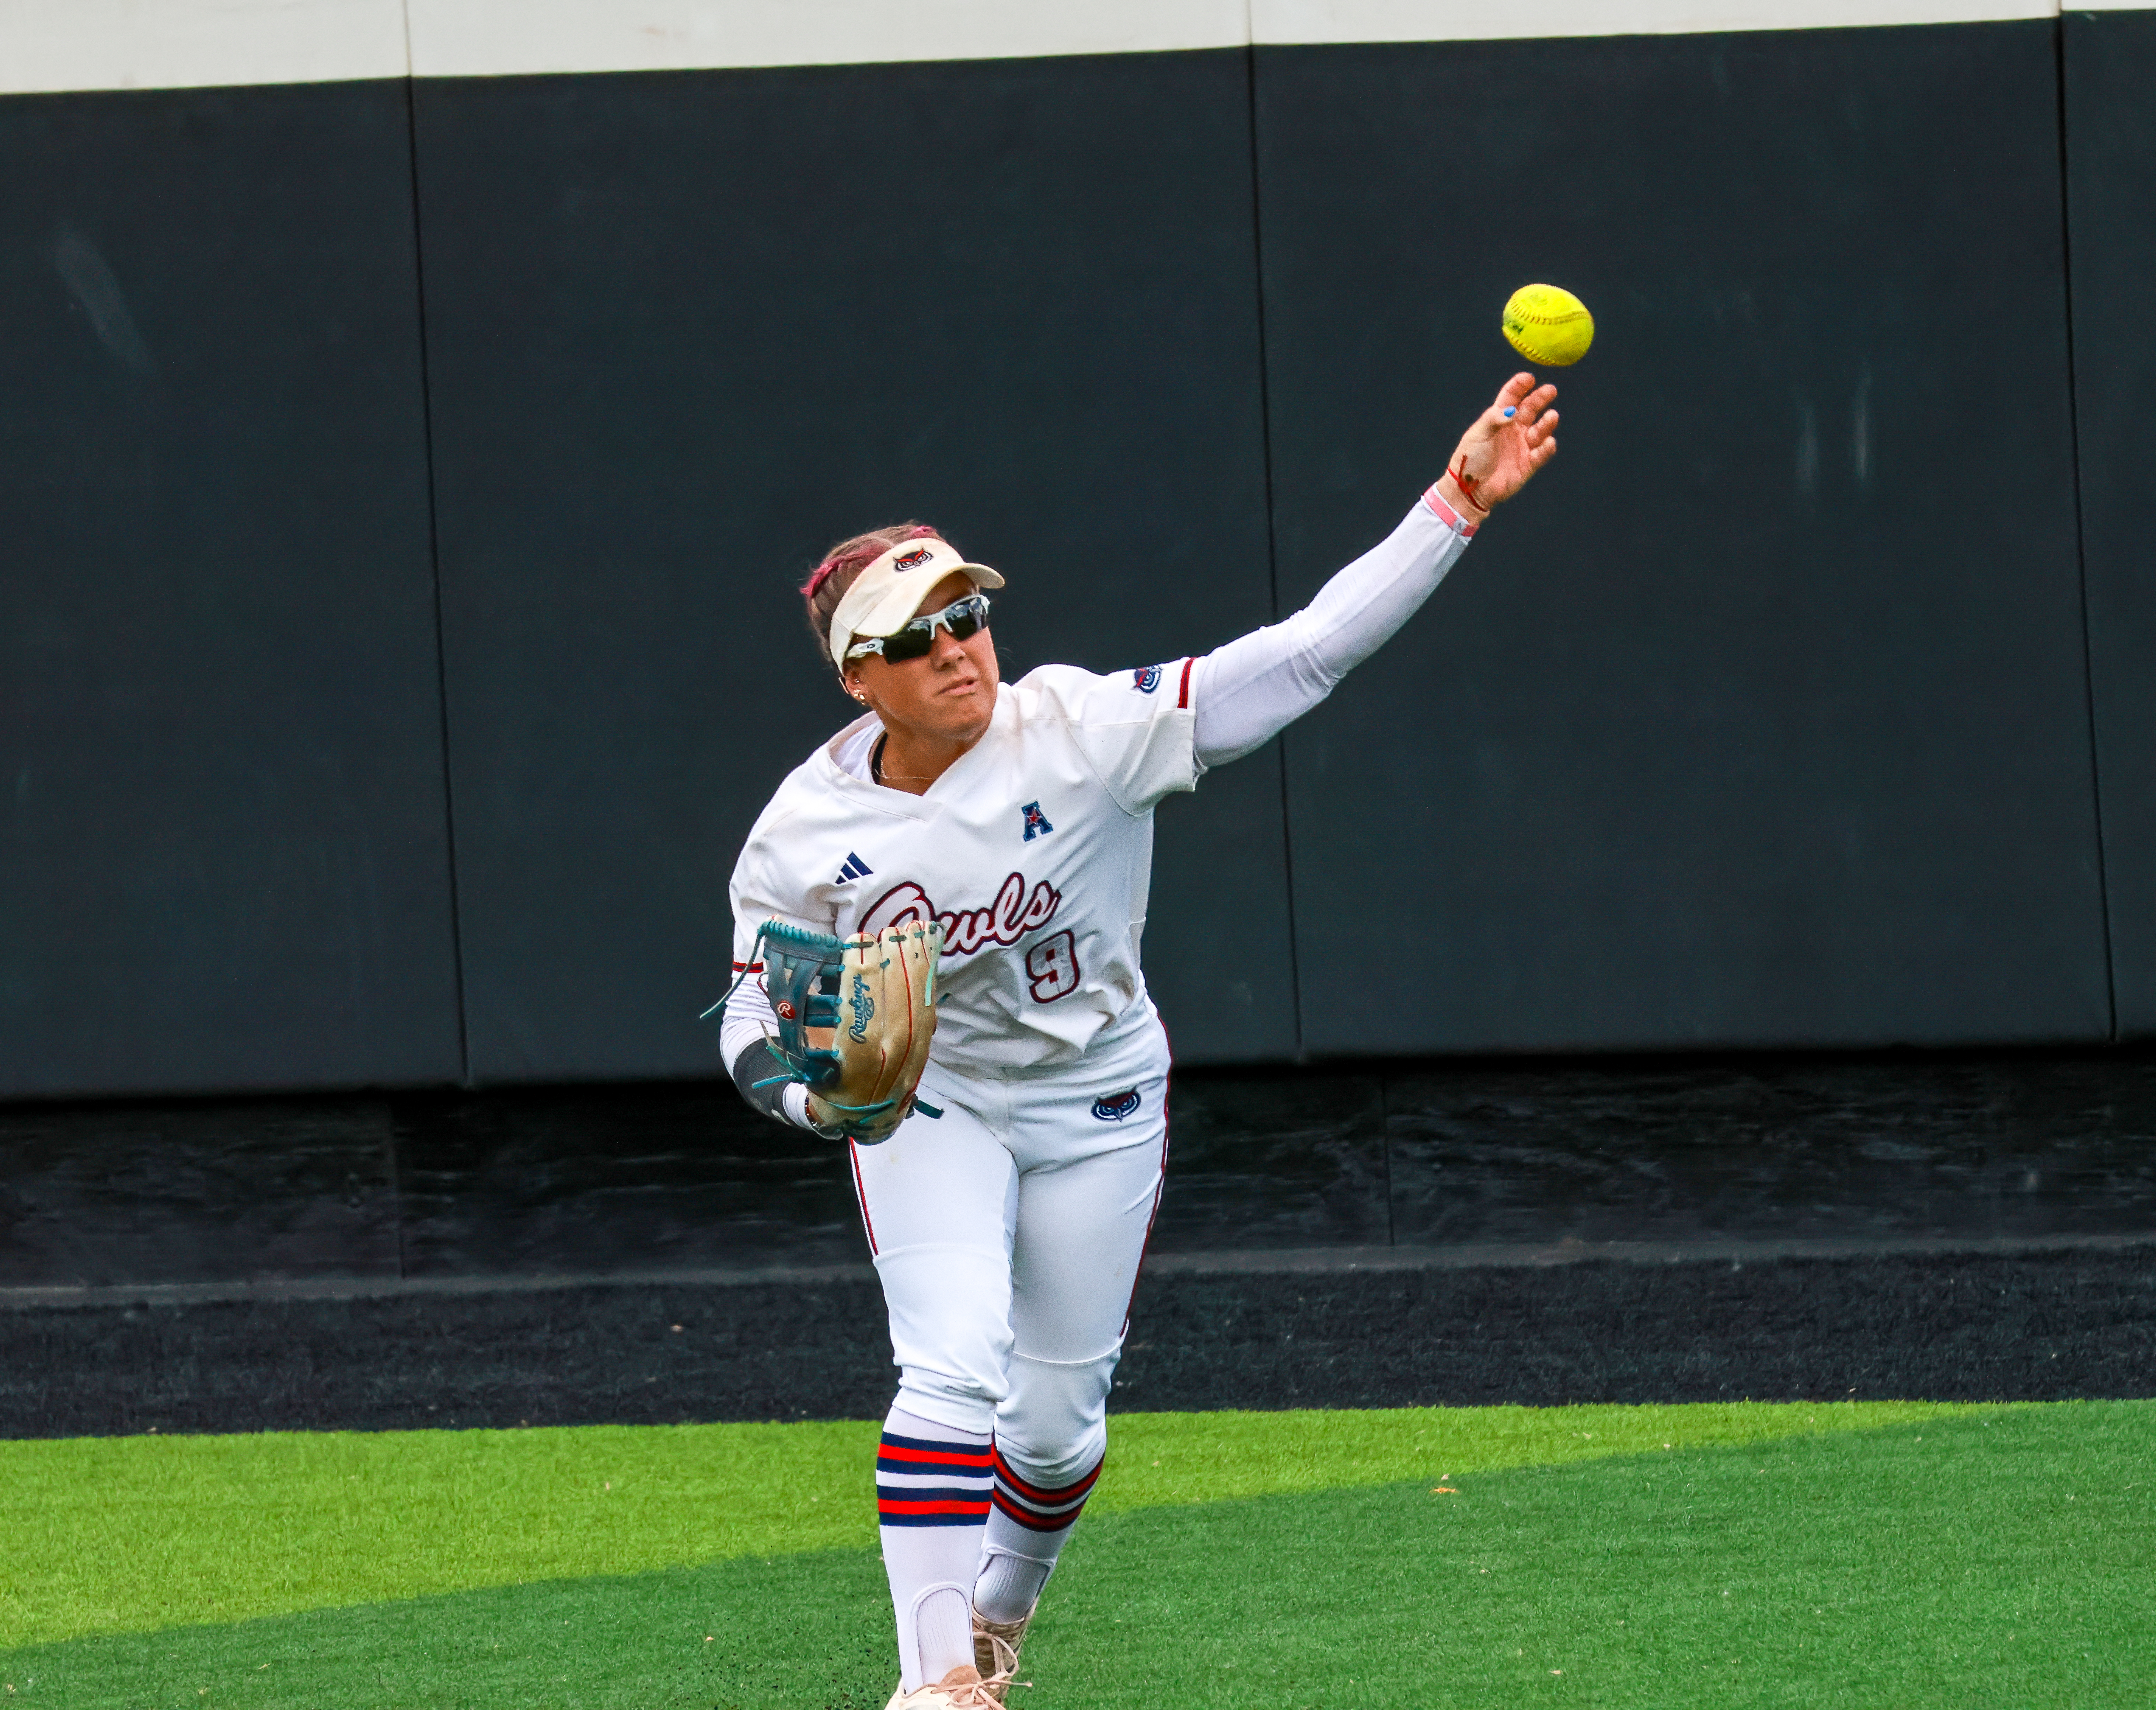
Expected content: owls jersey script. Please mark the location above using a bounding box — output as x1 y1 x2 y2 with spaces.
728 660 1202 1075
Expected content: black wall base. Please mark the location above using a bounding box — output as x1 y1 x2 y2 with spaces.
5 1246 2150 1439
4 1050 2153 1295
8 1048 2152 1436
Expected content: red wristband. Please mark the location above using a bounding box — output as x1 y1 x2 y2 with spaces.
1448 459 1492 514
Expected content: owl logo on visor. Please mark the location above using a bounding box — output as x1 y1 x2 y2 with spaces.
893 547 935 571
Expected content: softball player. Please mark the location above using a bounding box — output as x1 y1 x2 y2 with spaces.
723 373 1558 1707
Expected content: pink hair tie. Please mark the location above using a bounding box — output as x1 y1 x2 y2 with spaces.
800 558 841 600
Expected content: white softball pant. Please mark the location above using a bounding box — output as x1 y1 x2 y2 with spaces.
848 1012 1171 1482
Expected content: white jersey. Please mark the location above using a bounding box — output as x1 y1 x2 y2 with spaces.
725 486 1476 1095
729 659 1203 1075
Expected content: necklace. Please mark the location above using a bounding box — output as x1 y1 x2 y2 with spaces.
870 734 935 788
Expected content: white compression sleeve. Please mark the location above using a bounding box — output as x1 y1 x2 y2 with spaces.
718 969 776 1070
1190 488 1475 767
719 973 815 1129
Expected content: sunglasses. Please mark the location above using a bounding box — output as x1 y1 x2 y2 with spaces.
846 593 992 664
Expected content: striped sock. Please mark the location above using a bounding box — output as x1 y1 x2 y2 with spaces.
973 1444 1103 1622
878 1407 991 1691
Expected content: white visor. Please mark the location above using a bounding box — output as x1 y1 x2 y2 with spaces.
827 537 1004 669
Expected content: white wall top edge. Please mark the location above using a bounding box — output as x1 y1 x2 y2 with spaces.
0 0 2093 97
1252 0 2057 36
406 0 1251 78
0 0 410 95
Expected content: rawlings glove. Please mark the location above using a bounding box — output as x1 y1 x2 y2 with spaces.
732 918 943 1144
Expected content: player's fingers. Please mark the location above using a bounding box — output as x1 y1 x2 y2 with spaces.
1527 408 1559 443
1513 384 1559 426
1530 436 1558 467
1496 371 1536 404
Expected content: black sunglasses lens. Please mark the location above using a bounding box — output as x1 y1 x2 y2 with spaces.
875 597 989 663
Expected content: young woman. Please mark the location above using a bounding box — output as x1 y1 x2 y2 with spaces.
723 373 1559 1709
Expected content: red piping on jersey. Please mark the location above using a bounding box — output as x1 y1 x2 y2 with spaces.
1122 1069 1170 1338
1176 656 1194 710
849 1139 878 1255
731 960 764 972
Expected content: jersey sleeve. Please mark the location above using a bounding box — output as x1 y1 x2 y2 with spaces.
1189 487 1473 767
727 831 827 969
1022 661 1203 816
722 821 827 1130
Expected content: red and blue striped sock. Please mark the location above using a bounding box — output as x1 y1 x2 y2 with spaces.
974 1443 1104 1622
877 1406 991 1690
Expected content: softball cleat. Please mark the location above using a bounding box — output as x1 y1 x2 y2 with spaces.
972 1615 1029 1702
882 1655 1013 1710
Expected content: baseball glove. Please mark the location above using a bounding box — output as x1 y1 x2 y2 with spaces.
741 918 943 1144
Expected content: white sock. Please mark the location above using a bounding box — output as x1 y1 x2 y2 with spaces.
901 1582 975 1689
878 1406 991 1690
974 1543 1056 1623
973 1443 1102 1622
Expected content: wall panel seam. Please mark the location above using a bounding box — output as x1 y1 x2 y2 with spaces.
401 77 474 1085
1243 41 1307 1060
2054 17 2119 1040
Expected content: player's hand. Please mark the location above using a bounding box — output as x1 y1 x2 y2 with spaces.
806 1087 910 1143
1439 372 1558 517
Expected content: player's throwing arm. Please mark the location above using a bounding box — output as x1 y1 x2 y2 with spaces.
712 370 1558 1710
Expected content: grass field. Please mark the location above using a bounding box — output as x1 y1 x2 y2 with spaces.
4 1400 2149 1707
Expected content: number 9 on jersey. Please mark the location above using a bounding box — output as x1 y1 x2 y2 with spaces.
1025 930 1081 1003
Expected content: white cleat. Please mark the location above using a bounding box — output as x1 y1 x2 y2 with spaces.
883 1653 1015 1710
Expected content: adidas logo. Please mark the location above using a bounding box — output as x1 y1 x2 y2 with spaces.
834 851 874 886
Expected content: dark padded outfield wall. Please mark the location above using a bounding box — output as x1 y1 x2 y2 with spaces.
414 51 1291 1081
2066 8 2156 1037
1255 23 2109 1055
0 80 462 1098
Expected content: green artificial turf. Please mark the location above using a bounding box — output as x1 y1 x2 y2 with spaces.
5 1401 2150 1708
0 1399 1963 1648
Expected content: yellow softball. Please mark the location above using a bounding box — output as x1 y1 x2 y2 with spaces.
1501 283 1594 366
